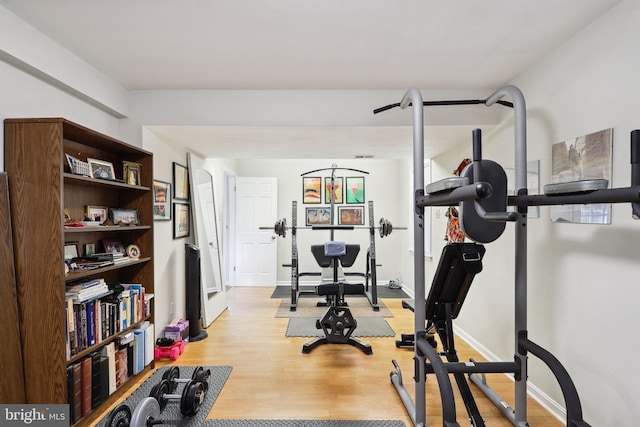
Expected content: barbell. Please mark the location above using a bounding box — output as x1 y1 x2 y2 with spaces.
261 217 405 239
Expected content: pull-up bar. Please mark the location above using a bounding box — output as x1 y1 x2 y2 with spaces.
373 98 514 115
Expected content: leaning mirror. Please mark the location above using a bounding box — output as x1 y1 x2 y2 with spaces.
187 153 227 327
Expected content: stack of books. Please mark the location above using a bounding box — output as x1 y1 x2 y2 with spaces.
66 279 110 303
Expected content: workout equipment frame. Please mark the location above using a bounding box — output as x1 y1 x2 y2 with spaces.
269 200 401 311
377 85 640 427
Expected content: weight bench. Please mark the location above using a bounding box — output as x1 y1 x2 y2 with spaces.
302 242 373 355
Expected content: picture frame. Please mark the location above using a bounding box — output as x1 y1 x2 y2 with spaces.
173 162 190 201
338 206 365 225
305 207 331 226
84 243 95 257
345 176 365 204
153 179 171 221
85 205 109 223
174 202 191 238
87 158 116 180
324 177 343 204
64 242 79 260
302 176 322 204
102 239 126 255
123 161 142 186
109 208 139 225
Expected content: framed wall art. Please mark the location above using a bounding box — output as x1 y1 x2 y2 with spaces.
174 202 191 238
173 162 190 201
338 206 364 225
153 179 171 221
324 177 343 204
305 207 331 226
302 176 322 204
345 176 365 204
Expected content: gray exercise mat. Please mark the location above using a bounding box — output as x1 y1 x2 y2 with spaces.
205 420 406 426
285 317 395 337
96 365 232 427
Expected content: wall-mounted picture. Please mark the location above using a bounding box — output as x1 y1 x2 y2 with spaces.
550 128 612 224
153 180 171 221
173 162 190 200
174 202 190 238
85 205 108 223
324 177 343 204
338 206 364 225
110 208 139 225
302 176 322 204
305 207 331 226
87 158 116 180
123 161 142 186
345 176 365 204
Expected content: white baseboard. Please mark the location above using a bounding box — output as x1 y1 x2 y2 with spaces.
454 326 566 423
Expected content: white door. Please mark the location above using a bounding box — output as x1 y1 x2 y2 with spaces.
235 177 278 286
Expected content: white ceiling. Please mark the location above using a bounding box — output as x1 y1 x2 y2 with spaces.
1 0 621 159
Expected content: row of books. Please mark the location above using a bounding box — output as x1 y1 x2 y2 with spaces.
66 281 154 359
66 322 154 425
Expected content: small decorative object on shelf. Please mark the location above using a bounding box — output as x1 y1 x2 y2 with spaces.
126 244 141 259
109 208 139 226
65 153 90 176
123 161 142 186
85 205 109 223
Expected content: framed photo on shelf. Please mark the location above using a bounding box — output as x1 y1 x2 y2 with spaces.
84 243 96 257
102 239 126 255
123 161 142 186
173 162 190 200
305 207 331 226
110 208 139 225
174 203 191 238
338 206 364 225
153 180 171 221
87 158 116 180
345 177 365 204
85 205 108 223
324 177 343 204
302 176 322 204
64 242 79 260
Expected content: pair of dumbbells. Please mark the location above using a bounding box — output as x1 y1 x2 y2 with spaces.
150 366 210 417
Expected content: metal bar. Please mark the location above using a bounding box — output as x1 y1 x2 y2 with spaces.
417 181 493 207
424 361 520 375
401 88 428 427
373 98 514 114
486 84 529 424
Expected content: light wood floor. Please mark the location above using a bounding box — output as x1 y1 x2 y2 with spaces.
97 286 564 426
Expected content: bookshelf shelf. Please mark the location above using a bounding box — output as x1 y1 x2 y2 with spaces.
4 118 155 427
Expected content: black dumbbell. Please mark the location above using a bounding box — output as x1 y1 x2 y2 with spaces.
105 397 162 427
161 366 210 393
149 378 206 417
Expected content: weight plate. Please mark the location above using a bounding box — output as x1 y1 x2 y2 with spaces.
106 404 131 427
180 380 203 417
162 366 180 392
130 397 161 427
191 366 204 381
149 379 170 412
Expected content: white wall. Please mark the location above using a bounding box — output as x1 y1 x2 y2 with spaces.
235 158 410 285
431 1 640 424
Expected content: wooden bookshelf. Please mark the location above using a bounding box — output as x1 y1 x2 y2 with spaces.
4 118 155 426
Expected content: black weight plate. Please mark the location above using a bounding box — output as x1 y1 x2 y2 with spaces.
180 380 202 417
106 404 131 427
149 379 170 412
191 366 204 381
162 366 180 392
